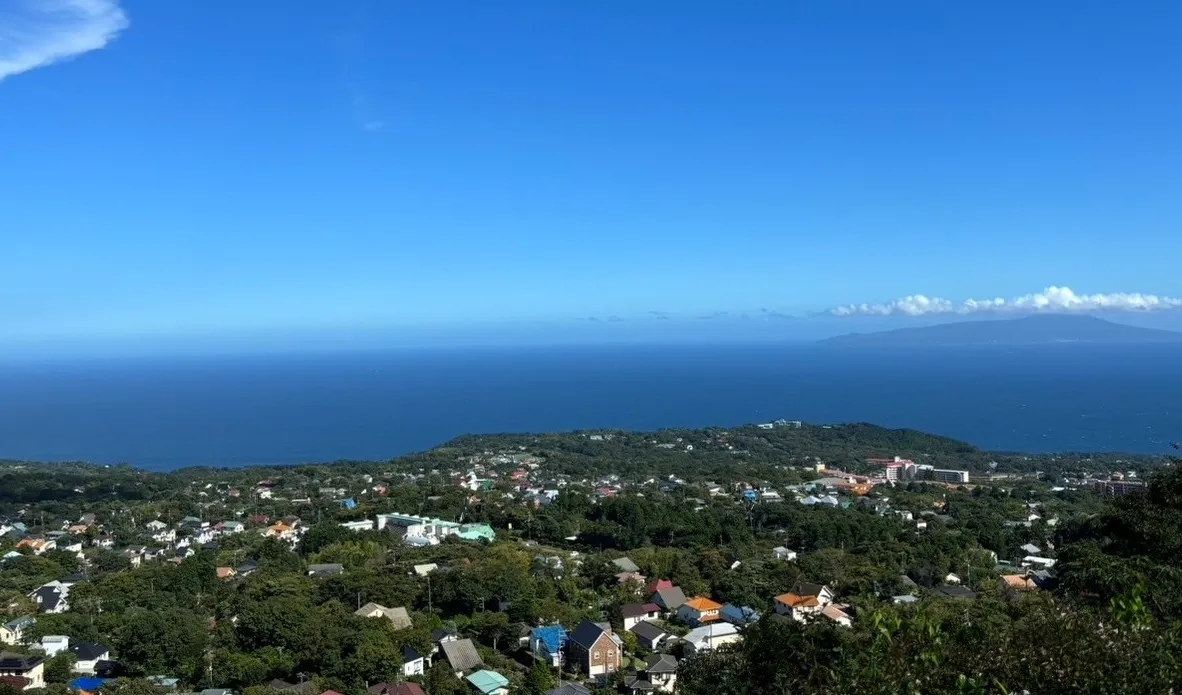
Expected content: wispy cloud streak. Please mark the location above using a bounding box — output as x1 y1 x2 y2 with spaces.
0 0 128 82
830 286 1182 317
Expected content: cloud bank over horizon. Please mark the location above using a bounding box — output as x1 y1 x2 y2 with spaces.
0 0 128 82
830 286 1182 317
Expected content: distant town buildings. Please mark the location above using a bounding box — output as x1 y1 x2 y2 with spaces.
1092 479 1145 497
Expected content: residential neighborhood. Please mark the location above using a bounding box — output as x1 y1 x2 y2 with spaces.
0 423 1162 694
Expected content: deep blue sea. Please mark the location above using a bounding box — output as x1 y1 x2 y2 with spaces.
0 343 1179 470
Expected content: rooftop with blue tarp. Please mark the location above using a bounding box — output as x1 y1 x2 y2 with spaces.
69 677 112 691
530 625 568 654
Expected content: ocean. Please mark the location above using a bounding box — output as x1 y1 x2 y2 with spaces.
0 343 1179 470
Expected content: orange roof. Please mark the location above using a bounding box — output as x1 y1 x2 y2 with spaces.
683 596 722 611
775 593 819 608
216 567 236 580
1001 574 1037 590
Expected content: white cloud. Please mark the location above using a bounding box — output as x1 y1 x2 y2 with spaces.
830 286 1182 317
0 0 128 82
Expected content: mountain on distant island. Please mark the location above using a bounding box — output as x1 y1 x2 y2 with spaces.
819 314 1182 347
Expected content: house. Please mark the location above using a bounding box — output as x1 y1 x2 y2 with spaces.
28 586 68 614
0 653 45 688
122 547 147 567
0 675 32 692
306 563 344 578
621 603 661 631
615 571 646 587
367 683 426 695
220 521 245 534
529 625 568 667
641 654 678 692
682 622 741 654
368 684 425 695
465 669 510 695
720 604 761 627
354 603 412 630
566 620 623 678
612 558 641 573
413 563 438 577
0 618 34 646
937 585 978 600
944 573 961 585
339 520 373 533
236 560 259 577
645 579 673 595
1020 543 1042 555
1023 556 1057 569
628 621 669 651
401 646 425 677
15 538 54 556
1001 574 1038 592
433 626 461 650
216 567 237 581
771 547 797 561
40 636 69 657
677 596 722 626
265 522 297 540
650 586 687 612
774 581 834 621
71 643 111 675
145 520 168 532
440 638 483 676
820 604 854 627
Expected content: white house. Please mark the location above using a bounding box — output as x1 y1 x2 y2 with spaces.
71 643 111 675
771 547 797 561
621 603 661 631
41 635 70 657
401 646 426 677
340 520 375 533
774 581 834 621
682 622 741 654
1 616 35 645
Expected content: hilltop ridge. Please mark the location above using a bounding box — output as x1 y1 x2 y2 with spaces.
820 314 1182 347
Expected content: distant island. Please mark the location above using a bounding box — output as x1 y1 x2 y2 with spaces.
819 313 1182 347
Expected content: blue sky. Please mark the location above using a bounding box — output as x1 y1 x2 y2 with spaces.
3 0 1182 353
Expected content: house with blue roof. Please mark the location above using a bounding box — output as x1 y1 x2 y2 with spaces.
465 669 509 695
68 677 111 692
340 499 357 510
529 625 568 667
720 604 761 627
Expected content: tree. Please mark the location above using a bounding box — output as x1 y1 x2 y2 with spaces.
45 652 77 684
114 608 208 676
424 661 462 695
522 660 555 695
469 611 513 652
100 679 166 695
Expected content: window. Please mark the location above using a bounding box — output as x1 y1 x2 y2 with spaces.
593 651 600 659
608 650 615 657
